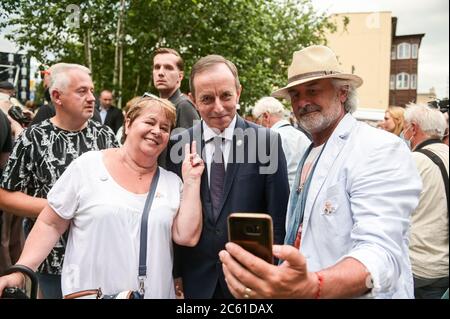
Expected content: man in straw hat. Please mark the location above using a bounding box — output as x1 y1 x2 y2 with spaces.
219 45 423 298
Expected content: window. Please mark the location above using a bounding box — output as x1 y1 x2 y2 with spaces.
397 43 411 59
391 45 396 60
412 44 418 59
390 75 396 90
396 73 410 90
410 74 417 89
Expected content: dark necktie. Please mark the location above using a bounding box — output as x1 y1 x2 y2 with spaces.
209 137 225 220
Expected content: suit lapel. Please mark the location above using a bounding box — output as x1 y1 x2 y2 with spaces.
301 115 357 234
213 116 246 223
192 122 215 224
104 108 111 126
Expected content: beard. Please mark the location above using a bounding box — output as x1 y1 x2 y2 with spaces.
297 102 342 134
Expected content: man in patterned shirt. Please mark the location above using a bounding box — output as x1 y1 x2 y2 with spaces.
0 63 118 298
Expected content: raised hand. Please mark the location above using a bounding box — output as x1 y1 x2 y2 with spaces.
181 141 205 184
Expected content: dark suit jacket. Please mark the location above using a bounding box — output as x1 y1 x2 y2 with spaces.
169 89 200 129
167 115 289 299
103 106 124 134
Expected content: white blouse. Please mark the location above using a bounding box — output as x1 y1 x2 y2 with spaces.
47 150 182 298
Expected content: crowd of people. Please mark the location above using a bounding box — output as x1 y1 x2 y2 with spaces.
0 44 448 299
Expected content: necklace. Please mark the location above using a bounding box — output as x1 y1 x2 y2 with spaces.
296 144 325 194
120 149 156 181
297 163 313 193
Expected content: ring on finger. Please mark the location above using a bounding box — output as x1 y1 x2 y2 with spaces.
243 287 252 299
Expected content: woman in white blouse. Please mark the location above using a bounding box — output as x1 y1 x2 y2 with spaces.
0 96 204 298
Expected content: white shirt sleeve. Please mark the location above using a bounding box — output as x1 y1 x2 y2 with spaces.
47 159 81 220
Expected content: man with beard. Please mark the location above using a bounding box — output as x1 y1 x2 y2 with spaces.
219 45 422 298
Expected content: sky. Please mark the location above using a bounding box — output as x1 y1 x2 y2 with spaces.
1 1 448 98
310 0 449 98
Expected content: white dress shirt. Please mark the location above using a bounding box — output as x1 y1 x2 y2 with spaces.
99 106 107 125
271 119 310 190
202 115 237 186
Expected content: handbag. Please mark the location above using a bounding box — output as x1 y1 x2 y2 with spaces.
64 168 160 299
1 264 38 299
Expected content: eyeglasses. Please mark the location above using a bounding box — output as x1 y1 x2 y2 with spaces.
402 123 413 135
142 92 159 99
254 113 263 121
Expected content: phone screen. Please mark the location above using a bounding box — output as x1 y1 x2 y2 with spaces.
228 213 273 264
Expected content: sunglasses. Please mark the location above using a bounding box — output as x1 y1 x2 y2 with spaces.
141 92 175 109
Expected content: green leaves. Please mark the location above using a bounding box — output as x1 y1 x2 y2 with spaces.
1 0 335 112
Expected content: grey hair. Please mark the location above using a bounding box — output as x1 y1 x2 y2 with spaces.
404 103 447 139
49 63 91 96
331 79 358 113
252 97 285 119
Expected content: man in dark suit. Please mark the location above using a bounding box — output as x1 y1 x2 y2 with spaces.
167 55 289 299
98 90 123 134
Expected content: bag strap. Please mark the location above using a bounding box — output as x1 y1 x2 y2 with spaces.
2 264 38 299
414 148 449 215
137 167 160 296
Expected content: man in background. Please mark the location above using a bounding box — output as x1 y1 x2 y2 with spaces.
403 103 449 299
97 89 123 134
152 48 200 129
253 96 310 190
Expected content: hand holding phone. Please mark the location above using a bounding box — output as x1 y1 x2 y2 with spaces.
227 213 274 264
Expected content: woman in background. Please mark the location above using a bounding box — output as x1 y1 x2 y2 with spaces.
380 106 405 136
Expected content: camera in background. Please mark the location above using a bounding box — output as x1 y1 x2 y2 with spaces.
8 105 32 127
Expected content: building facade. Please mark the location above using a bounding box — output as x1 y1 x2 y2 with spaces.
389 18 424 107
326 12 392 112
417 87 437 105
324 12 425 121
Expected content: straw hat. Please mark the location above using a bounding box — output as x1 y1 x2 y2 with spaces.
272 45 363 100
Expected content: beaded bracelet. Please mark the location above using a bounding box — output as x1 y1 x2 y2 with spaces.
315 271 323 299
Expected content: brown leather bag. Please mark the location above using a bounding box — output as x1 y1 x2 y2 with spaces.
64 288 139 299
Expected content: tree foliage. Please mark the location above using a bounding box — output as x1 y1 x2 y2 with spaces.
0 0 336 112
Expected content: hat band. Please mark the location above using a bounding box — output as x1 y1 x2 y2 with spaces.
287 70 341 84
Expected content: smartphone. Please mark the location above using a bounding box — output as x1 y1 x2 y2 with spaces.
227 213 273 264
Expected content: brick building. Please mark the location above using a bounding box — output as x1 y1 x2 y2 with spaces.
389 17 424 107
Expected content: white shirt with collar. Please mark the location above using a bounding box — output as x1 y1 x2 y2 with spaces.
271 119 310 190
99 106 108 125
202 115 237 186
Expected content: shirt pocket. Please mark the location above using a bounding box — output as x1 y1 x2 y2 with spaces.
317 182 352 240
320 183 342 216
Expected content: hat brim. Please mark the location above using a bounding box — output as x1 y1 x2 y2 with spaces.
271 73 363 100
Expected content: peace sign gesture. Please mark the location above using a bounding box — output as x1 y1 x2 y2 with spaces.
181 141 205 184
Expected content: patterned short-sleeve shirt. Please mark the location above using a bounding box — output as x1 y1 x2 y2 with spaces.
1 119 118 275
